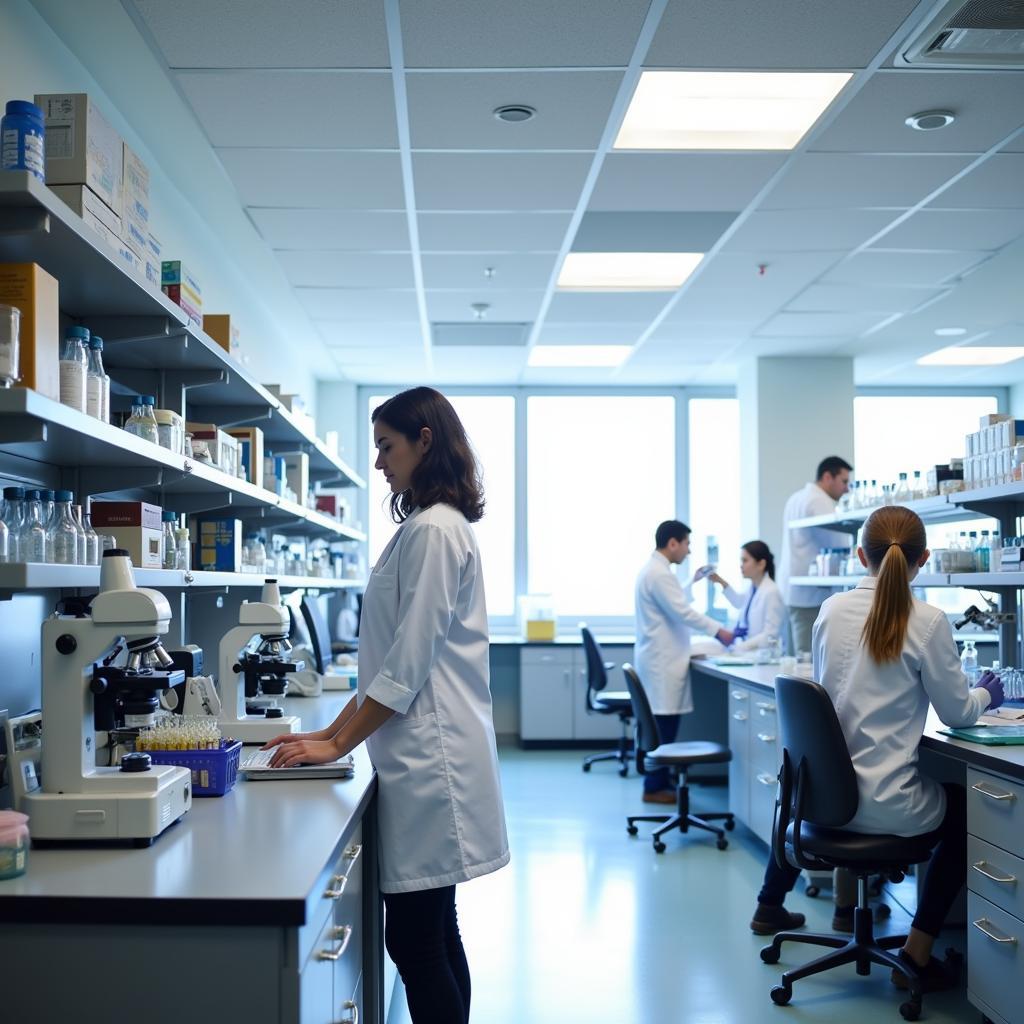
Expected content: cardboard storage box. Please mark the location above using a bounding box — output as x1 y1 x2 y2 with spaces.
34 93 122 216
162 283 202 323
91 501 163 569
227 426 264 487
121 141 150 257
263 455 286 497
49 183 123 241
196 517 242 572
203 314 240 359
0 262 60 401
277 451 309 503
187 423 239 477
314 491 349 522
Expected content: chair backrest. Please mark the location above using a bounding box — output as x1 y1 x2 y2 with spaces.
622 664 661 760
579 625 608 696
774 674 858 828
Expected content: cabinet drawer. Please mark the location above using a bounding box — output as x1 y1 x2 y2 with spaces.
335 973 362 1024
749 767 778 845
301 913 338 1024
967 768 1024 855
967 892 1024 1024
520 648 572 667
968 836 1024 920
750 722 780 775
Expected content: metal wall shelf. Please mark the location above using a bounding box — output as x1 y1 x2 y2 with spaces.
789 494 984 532
791 572 1024 589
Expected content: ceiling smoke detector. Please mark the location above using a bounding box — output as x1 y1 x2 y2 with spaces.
471 303 491 319
494 104 536 123
905 109 956 131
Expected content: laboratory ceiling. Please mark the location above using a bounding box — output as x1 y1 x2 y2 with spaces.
116 1 1024 385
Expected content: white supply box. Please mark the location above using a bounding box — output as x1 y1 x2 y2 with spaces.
49 183 123 244
121 141 150 257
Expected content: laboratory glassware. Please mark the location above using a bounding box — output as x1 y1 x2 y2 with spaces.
17 490 47 563
58 326 88 413
72 504 87 565
124 395 160 445
80 505 100 566
162 511 177 570
50 491 81 565
0 303 20 388
960 639 979 684
86 336 108 422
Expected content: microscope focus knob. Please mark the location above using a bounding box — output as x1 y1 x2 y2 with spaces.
56 634 77 656
89 677 109 695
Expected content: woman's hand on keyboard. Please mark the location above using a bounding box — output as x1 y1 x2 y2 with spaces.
268 736 342 769
261 730 321 751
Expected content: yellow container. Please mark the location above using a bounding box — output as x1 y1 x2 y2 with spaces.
525 619 556 641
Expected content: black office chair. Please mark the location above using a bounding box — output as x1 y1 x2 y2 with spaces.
760 674 942 1021
579 625 633 776
623 663 734 853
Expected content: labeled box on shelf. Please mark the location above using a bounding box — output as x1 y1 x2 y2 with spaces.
196 517 243 572
0 262 60 402
161 261 202 322
162 283 201 323
277 451 309 503
186 422 240 478
263 455 287 497
315 490 349 522
34 93 122 217
203 314 240 359
121 141 150 258
91 501 163 569
49 183 123 244
226 426 264 487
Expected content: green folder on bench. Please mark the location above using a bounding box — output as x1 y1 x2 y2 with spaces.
939 725 1024 745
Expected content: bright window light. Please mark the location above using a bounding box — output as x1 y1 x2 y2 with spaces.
557 252 704 291
527 345 632 368
917 346 1024 366
615 71 852 150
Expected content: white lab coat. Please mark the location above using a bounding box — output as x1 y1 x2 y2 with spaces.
812 576 990 836
723 575 785 652
358 504 510 893
778 482 851 608
634 552 721 715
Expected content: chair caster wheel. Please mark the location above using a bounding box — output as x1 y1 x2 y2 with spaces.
899 999 921 1021
724 817 735 831
805 885 820 898
627 825 639 836
760 946 780 964
582 763 591 773
770 985 791 1006
653 841 666 853
716 837 729 851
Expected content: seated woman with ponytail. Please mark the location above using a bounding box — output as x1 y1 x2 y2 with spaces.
709 540 784 652
749 506 1003 990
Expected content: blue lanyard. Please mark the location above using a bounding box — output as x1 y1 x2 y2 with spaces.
735 586 756 638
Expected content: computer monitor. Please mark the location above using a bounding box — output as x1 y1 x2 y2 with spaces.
300 593 334 676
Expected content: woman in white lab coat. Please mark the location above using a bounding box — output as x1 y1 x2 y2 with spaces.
709 540 784 652
265 387 509 1024
749 506 1003 991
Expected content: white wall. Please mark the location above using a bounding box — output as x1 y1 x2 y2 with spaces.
4 0 338 416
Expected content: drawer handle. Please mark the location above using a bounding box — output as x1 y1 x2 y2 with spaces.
972 781 1016 802
730 690 748 701
324 874 349 900
756 773 776 786
318 924 354 961
755 701 776 712
972 860 1017 885
335 1001 359 1024
343 843 363 863
732 712 748 722
972 918 1018 945
756 733 776 744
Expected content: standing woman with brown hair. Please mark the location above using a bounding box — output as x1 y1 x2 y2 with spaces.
750 506 1002 990
265 386 509 1024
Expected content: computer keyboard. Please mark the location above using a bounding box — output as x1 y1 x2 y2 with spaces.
240 746 356 780
242 748 277 769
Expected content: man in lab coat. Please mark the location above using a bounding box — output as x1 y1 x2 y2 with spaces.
635 520 734 802
777 456 853 655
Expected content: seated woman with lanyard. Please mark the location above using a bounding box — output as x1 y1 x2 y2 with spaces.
709 540 784 652
749 505 1003 990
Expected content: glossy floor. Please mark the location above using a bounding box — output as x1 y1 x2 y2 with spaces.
388 747 974 1024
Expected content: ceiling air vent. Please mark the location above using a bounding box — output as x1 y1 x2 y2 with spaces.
897 0 1024 68
432 322 531 347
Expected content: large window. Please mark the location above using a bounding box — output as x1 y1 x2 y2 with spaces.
526 396 676 619
367 394 516 616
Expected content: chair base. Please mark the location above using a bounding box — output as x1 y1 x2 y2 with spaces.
625 776 734 853
760 905 924 1020
581 719 633 777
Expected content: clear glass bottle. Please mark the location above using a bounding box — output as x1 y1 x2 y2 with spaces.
960 639 979 685
17 490 47 563
40 489 55 562
124 394 160 445
81 504 100 567
50 490 81 565
174 526 190 571
867 479 879 506
58 326 88 414
894 472 911 502
977 530 991 573
243 533 267 575
72 503 87 566
86 336 108 422
881 484 893 506
0 500 7 564
0 486 24 562
991 530 1002 572
162 510 177 570
912 470 924 499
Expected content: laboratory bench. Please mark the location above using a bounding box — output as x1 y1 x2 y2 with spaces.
0 692 381 1024
691 659 1024 1024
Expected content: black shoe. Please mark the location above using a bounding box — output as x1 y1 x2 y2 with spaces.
891 949 962 992
832 902 892 933
751 904 807 936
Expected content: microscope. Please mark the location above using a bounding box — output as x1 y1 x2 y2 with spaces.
217 580 303 743
22 549 192 845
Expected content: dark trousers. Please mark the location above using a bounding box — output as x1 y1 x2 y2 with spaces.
383 884 470 1024
756 782 968 939
643 713 681 792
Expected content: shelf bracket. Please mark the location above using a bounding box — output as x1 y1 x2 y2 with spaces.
0 420 47 445
194 405 273 431
0 207 49 236
80 466 165 497
162 492 235 516
84 316 181 344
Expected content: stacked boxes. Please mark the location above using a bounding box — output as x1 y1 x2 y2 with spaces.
226 426 264 488
121 141 150 260
186 422 240 478
964 415 1024 490
49 183 122 249
203 314 240 360
91 501 163 569
263 455 287 497
279 451 309 504
0 263 60 401
162 261 202 325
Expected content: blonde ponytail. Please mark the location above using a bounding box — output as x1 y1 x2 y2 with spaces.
860 506 927 664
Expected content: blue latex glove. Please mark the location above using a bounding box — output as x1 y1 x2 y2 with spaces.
975 670 1005 711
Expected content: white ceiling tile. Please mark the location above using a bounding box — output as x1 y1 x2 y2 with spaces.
250 209 410 250
413 153 591 210
176 71 397 148
426 290 543 321
572 211 737 252
130 0 389 68
646 0 921 69
418 212 570 251
665 284 785 324
546 292 669 322
400 0 652 68
756 311 890 337
295 288 420 320
277 252 416 288
821 249 990 287
762 154 972 209
927 154 1024 210
431 347 525 382
879 209 1024 251
786 283 947 313
649 322 752 344
536 322 649 345
685 250 844 291
218 150 405 207
329 345 423 362
317 323 422 347
407 71 621 150
590 153 786 211
723 208 899 252
810 71 1024 154
421 254 557 289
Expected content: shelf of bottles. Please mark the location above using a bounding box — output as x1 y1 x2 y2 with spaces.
788 573 1022 590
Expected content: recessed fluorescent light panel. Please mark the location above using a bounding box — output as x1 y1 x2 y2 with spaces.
918 346 1024 367
615 71 852 150
557 252 704 292
527 345 632 368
